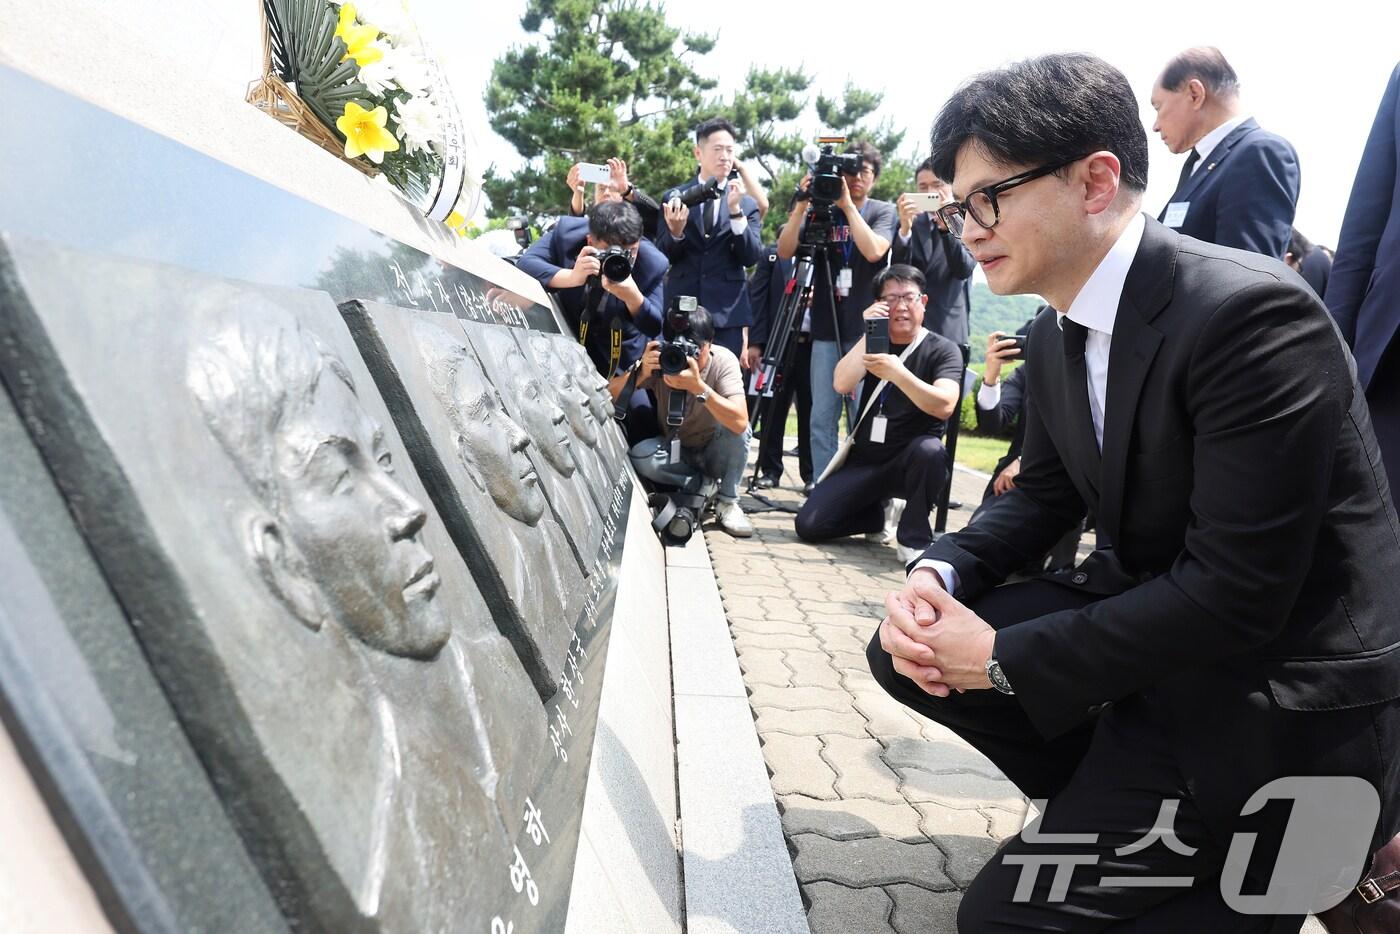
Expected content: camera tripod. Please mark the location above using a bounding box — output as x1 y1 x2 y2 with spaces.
743 225 843 513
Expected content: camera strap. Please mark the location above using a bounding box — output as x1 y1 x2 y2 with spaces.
609 319 623 375
612 359 643 421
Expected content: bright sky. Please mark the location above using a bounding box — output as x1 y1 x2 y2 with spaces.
424 0 1400 249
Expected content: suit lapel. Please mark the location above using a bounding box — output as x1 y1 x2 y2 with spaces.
1096 219 1175 547
1171 118 1260 205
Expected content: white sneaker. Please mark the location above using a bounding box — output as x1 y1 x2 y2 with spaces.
897 543 925 566
865 498 906 545
715 500 754 538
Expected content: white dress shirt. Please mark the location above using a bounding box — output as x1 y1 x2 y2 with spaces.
1191 114 1251 174
914 212 1147 593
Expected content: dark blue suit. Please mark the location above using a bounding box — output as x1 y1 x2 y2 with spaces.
892 213 977 344
655 180 764 357
516 216 667 377
1158 117 1300 259
1326 61 1400 488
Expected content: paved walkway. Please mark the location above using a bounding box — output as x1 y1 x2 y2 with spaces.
703 454 1025 932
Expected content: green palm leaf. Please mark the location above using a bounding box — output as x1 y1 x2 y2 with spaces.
264 0 371 132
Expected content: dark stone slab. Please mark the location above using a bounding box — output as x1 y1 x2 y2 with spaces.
0 235 547 932
0 378 286 933
340 302 584 696
546 333 634 478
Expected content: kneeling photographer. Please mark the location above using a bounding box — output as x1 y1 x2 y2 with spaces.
794 265 963 564
625 302 754 539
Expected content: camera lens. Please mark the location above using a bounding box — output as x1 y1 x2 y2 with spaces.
601 250 632 282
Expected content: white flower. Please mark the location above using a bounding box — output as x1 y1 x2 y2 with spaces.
355 0 414 40
392 94 442 155
354 41 398 96
382 44 432 97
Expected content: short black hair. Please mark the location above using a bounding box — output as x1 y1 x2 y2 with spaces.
1160 47 1240 98
846 140 882 178
915 156 938 177
872 264 926 297
688 304 715 345
695 117 737 144
929 53 1149 193
1288 226 1314 259
586 200 643 246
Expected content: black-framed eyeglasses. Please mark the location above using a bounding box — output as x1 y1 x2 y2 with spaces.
937 154 1091 236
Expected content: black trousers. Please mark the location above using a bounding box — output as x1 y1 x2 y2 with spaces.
865 579 1394 932
1367 339 1400 495
795 436 948 548
755 336 813 482
713 325 745 360
862 579 1400 929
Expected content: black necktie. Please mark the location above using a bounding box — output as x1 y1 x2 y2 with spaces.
1060 318 1102 489
1175 148 1200 194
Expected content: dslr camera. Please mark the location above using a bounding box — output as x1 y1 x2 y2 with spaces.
594 245 633 282
665 168 740 209
660 295 702 376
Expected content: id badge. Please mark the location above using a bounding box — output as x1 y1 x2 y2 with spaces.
836 266 853 298
870 415 888 444
670 437 682 463
1163 202 1189 228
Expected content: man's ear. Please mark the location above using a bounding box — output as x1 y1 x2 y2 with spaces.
1188 78 1207 109
1082 152 1123 217
456 438 489 495
247 513 325 631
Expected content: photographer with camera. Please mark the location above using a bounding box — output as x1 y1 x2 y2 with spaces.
777 139 897 480
626 302 755 538
566 157 662 234
794 265 963 564
516 200 668 386
893 158 977 344
657 117 765 361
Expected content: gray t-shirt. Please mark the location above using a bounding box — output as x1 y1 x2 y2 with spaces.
798 198 897 344
642 343 744 448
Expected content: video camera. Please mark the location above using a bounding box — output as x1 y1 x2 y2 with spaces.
791 136 862 245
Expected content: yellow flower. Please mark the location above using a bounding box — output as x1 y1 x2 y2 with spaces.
336 102 400 164
445 211 468 235
335 4 382 67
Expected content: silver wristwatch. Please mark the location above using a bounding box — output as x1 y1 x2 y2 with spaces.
986 656 1014 695
694 388 710 404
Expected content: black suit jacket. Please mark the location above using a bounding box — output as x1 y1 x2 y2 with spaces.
891 214 976 344
1158 117 1300 259
975 362 1027 478
655 181 764 331
746 245 795 349
926 218 1400 834
515 216 667 375
1327 61 1400 391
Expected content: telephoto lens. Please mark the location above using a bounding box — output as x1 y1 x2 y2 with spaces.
596 246 633 282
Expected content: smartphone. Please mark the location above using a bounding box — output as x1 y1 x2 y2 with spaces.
865 317 890 355
904 191 943 213
1009 334 1029 358
578 162 612 185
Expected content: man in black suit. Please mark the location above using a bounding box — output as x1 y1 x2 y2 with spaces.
1327 60 1400 491
1151 47 1300 259
657 117 765 360
866 52 1400 930
893 157 977 344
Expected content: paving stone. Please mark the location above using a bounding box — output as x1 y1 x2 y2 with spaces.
754 706 869 737
881 735 1003 779
734 646 791 687
828 649 871 672
807 610 879 630
748 684 853 712
851 689 928 742
913 802 1002 886
782 648 844 690
886 883 963 932
811 625 871 656
731 629 816 652
799 598 878 617
762 733 838 799
719 581 793 599
896 768 1025 811
982 805 1029 841
781 794 925 842
805 881 892 934
757 597 809 623
791 833 952 890
821 735 905 803
726 615 812 638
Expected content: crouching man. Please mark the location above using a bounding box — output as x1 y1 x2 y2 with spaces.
626 304 755 537
795 264 963 564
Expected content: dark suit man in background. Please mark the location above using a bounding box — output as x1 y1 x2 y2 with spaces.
1285 227 1332 300
893 157 977 344
1327 60 1400 491
657 117 765 360
867 52 1400 930
745 242 813 490
1151 46 1300 259
516 201 668 441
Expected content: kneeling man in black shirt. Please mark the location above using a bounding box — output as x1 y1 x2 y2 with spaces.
795 264 963 563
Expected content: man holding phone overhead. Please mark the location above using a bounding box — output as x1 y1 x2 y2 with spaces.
794 265 964 564
894 158 978 344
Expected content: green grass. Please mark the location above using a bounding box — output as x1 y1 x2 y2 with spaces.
951 434 1011 474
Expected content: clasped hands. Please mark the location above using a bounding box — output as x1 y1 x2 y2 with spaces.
879 568 997 696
